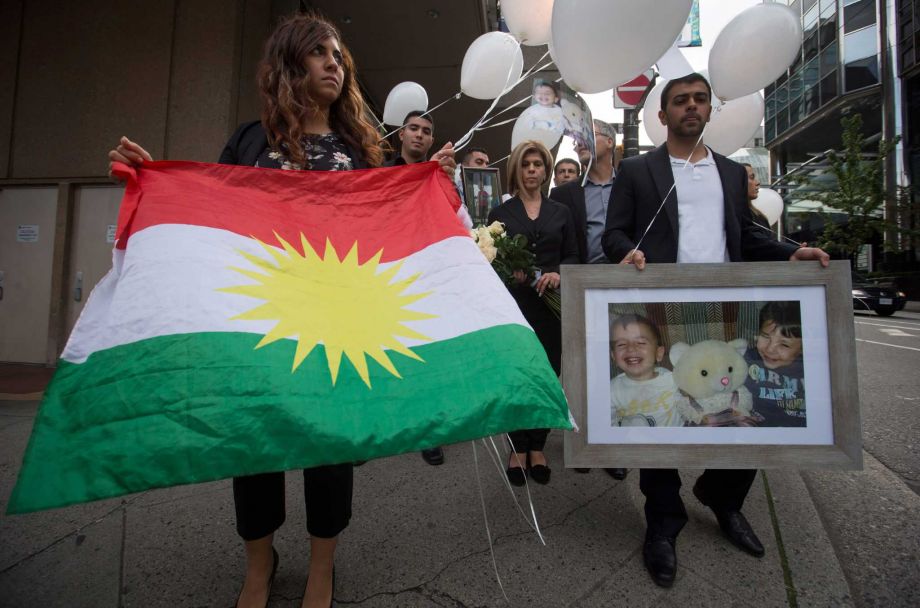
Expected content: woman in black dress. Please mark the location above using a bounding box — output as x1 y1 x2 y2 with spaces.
109 13 455 608
487 140 578 486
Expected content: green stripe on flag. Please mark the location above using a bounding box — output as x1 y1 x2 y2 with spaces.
9 324 569 514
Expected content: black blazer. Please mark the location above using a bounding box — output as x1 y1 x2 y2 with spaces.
602 145 798 263
488 195 579 273
548 180 589 264
217 121 368 169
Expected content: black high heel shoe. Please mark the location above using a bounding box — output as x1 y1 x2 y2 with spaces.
527 453 551 485
506 453 527 487
234 547 279 608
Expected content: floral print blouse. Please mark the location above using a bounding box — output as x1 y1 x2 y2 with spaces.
256 132 353 171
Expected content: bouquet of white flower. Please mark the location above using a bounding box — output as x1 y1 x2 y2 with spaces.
471 221 560 318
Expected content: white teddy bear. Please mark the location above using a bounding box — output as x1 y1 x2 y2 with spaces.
669 338 755 426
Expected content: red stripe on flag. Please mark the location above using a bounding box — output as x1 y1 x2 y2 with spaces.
112 160 467 263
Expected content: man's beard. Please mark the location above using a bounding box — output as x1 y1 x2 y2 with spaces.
670 118 706 139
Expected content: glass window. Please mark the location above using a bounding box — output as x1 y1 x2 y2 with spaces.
845 55 879 90
803 85 820 116
766 82 775 97
788 68 804 100
778 107 790 134
820 4 838 49
804 14 820 61
804 0 818 11
844 0 876 33
766 93 777 120
789 97 804 124
820 71 838 106
766 118 776 143
776 82 790 107
844 25 878 63
820 43 838 77
804 57 820 92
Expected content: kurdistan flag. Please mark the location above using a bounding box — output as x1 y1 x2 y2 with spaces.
7 160 570 514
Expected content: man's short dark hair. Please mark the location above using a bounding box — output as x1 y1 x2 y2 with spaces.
660 72 712 111
461 147 488 163
554 158 580 175
402 110 433 129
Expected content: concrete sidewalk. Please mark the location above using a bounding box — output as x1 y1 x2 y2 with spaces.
0 397 871 608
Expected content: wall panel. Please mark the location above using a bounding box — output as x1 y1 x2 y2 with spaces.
10 0 175 178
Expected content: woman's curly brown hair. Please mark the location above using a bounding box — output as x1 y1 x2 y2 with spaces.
257 12 383 167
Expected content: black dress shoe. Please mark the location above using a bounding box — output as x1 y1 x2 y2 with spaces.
421 447 444 465
506 465 527 486
527 453 551 485
716 510 765 557
692 482 765 557
643 535 676 588
604 467 629 480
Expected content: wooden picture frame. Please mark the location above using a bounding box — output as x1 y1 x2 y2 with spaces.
561 261 862 470
461 167 503 227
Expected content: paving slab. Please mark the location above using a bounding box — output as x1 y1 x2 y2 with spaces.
803 452 920 608
0 506 122 608
763 469 854 608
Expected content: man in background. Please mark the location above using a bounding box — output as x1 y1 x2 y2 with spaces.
553 158 580 187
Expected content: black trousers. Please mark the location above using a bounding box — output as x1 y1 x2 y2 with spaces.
233 464 353 541
507 286 558 455
508 428 550 453
639 468 757 539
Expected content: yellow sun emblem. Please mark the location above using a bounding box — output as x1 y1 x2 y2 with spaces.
220 233 435 387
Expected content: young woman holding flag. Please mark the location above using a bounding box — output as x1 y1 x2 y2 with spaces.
109 12 455 608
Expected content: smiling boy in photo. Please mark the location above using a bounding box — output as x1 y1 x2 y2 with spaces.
610 314 686 428
744 301 806 427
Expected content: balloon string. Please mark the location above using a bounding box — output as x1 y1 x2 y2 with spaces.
477 93 533 127
454 42 525 152
476 116 519 130
488 154 510 168
455 44 553 152
491 435 546 544
750 218 806 248
471 440 512 605
472 58 556 133
379 92 463 139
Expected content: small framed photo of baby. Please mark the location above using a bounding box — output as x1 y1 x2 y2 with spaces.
561 262 862 470
461 166 503 227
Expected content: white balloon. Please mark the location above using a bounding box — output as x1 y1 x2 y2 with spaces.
511 104 564 151
551 0 692 94
382 82 428 127
709 3 803 101
642 78 668 147
460 32 524 100
752 188 784 226
503 0 554 46
705 92 764 156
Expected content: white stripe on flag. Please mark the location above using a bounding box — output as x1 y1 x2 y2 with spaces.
62 225 530 363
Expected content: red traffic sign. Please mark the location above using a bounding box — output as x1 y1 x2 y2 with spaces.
615 71 654 109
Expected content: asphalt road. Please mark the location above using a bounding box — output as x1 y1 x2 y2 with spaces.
852 308 920 494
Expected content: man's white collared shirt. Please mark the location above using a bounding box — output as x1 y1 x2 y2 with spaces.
669 149 729 263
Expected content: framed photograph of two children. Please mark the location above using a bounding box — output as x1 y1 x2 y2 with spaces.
562 261 862 470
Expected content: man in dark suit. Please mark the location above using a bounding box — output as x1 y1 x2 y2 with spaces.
549 119 617 265
602 73 829 589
